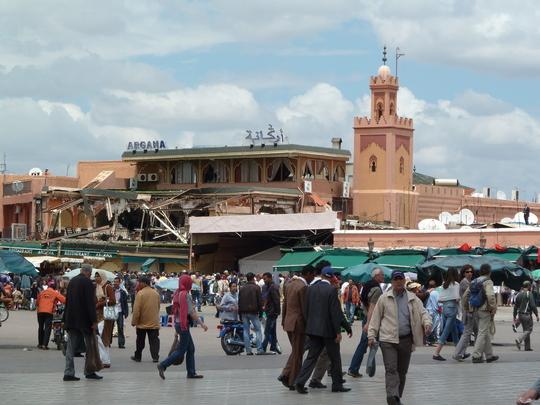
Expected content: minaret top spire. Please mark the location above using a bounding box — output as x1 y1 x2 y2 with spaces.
382 45 387 65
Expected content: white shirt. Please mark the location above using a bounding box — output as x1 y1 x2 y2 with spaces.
310 277 321 286
438 282 460 302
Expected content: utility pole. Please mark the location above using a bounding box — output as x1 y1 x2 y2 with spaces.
395 47 405 78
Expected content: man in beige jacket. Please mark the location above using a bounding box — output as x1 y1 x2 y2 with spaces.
368 270 432 405
131 276 161 363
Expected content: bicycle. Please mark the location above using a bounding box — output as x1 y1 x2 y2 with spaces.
0 301 9 324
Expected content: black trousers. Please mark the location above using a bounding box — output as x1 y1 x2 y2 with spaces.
37 312 53 347
134 328 160 361
294 335 343 389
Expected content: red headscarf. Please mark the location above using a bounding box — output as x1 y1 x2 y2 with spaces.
173 275 192 331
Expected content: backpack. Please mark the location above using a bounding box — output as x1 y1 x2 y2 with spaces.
468 277 486 308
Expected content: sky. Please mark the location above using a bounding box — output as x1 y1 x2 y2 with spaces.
1 0 540 200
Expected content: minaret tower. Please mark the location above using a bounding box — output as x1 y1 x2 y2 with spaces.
352 47 418 228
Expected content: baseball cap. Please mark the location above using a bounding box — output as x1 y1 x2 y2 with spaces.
321 266 335 277
391 270 405 280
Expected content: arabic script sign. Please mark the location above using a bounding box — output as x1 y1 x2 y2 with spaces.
245 124 286 145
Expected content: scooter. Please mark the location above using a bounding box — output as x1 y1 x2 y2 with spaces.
217 320 256 355
52 303 66 354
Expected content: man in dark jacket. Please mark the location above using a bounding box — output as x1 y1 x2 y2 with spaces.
113 276 129 349
260 272 281 354
294 267 351 394
238 272 263 355
63 264 102 381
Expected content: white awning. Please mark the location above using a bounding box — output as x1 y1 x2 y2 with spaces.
189 211 338 234
238 246 283 275
25 256 61 267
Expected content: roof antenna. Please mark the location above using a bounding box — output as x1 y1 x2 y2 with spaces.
395 47 405 78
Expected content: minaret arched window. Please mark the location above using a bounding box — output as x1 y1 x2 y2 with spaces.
369 155 377 173
376 102 383 122
399 157 404 174
390 102 395 116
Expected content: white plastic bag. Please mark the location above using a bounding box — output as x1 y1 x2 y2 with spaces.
97 321 111 365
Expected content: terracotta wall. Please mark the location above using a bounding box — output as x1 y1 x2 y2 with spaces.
334 228 540 249
77 161 136 188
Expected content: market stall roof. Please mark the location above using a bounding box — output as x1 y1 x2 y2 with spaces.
25 256 60 267
0 251 39 276
312 249 370 270
239 246 283 275
342 263 394 283
418 255 531 290
273 250 324 273
189 211 337 235
372 249 427 271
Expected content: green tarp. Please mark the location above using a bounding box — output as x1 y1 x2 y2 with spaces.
312 250 370 270
418 255 531 290
141 258 157 273
341 263 393 283
373 250 426 271
531 269 540 280
0 251 39 276
273 251 323 273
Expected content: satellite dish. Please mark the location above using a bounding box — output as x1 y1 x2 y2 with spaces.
500 217 513 224
496 190 507 200
418 218 446 231
11 181 23 193
530 213 538 224
514 212 539 225
438 212 452 225
460 225 473 229
459 208 475 225
28 167 43 176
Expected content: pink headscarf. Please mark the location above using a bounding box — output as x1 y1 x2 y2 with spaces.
173 275 193 331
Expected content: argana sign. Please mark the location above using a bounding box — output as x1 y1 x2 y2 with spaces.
127 140 167 151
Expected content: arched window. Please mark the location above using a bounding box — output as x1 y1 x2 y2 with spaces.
316 160 329 180
267 158 295 182
60 210 73 229
390 103 395 116
376 102 383 122
234 160 261 183
202 161 229 183
369 155 377 173
399 157 404 174
77 211 90 229
303 160 314 179
172 161 197 184
333 165 345 182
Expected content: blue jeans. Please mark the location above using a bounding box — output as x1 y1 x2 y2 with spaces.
261 315 278 352
438 301 459 345
241 313 263 354
348 318 368 373
345 302 356 323
191 291 201 311
160 324 196 376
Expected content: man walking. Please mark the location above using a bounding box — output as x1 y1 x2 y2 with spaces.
63 264 102 381
294 267 350 394
341 278 360 324
368 270 432 405
36 282 65 350
348 268 384 378
131 276 161 363
278 265 315 389
463 264 498 363
238 272 263 355
261 272 281 354
113 277 129 349
453 265 474 361
514 280 539 351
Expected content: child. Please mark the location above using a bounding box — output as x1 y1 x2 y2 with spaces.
12 288 23 310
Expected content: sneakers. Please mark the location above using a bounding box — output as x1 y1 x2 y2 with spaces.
486 356 499 363
347 370 362 378
432 354 446 361
516 339 521 351
63 375 80 381
85 373 103 380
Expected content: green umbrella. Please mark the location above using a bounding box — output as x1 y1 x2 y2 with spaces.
0 251 38 276
531 269 540 280
341 263 394 284
418 255 531 290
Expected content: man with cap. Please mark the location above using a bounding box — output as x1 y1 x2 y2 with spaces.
294 266 351 394
513 280 539 351
368 270 432 405
63 264 102 381
131 276 161 363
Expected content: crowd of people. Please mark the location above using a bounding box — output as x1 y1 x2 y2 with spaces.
1 261 539 403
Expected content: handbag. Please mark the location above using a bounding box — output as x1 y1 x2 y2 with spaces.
168 333 184 366
103 298 117 321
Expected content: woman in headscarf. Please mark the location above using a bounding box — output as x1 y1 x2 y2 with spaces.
95 271 116 368
157 275 208 379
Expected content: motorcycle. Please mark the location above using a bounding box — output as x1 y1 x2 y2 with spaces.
217 320 256 355
52 303 67 354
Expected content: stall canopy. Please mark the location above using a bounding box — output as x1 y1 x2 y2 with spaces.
372 249 427 271
312 249 370 270
341 263 394 284
239 246 282 275
418 255 531 290
141 258 157 273
0 251 39 276
273 250 324 273
25 256 60 268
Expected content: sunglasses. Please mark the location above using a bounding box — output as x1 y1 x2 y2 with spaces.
465 271 473 274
